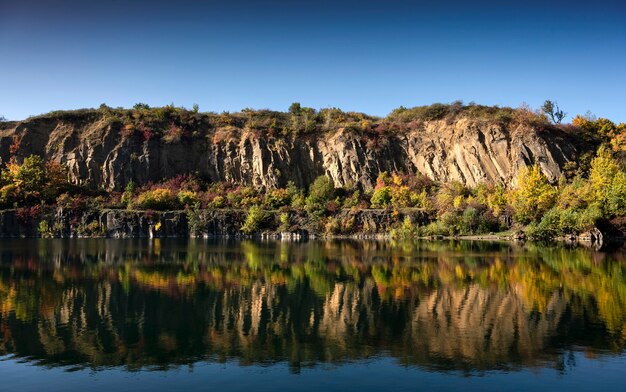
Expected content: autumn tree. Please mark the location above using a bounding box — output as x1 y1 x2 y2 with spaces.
590 147 626 216
510 165 557 223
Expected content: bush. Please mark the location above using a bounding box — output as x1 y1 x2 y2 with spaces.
121 181 136 206
305 176 335 214
324 217 340 235
423 220 448 236
370 186 392 208
264 188 291 209
134 188 179 210
392 216 418 239
187 203 206 236
607 171 626 216
278 212 291 232
178 190 198 207
342 190 361 208
529 208 561 239
241 205 266 234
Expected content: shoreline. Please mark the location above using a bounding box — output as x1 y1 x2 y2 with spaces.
0 207 618 248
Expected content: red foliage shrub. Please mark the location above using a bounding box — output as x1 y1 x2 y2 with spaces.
138 122 153 141
15 205 44 224
325 199 340 214
9 136 20 155
155 174 201 193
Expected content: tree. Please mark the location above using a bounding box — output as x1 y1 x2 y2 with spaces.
510 165 557 223
0 115 6 121
241 205 266 234
589 147 626 216
589 147 619 203
288 102 301 114
305 175 335 214
541 100 566 124
607 171 626 216
133 103 150 110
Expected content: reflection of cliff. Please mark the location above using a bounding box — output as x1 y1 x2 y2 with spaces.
0 239 624 371
409 287 565 369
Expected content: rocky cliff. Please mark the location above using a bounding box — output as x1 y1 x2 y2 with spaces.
0 110 584 191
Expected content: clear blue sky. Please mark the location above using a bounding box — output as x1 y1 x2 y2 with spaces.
1 0 625 121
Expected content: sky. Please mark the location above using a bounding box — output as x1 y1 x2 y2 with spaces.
1 0 625 121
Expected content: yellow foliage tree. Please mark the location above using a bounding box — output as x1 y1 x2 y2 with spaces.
589 147 620 207
510 165 557 223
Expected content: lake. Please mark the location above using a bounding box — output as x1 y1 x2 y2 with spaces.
0 239 624 391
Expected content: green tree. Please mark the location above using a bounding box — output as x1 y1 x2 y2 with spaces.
121 181 136 207
541 100 566 124
306 176 334 205
2 155 46 194
288 102 301 114
370 186 392 208
607 171 626 216
241 205 266 234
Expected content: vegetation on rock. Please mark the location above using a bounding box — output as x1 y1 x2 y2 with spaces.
1 102 625 239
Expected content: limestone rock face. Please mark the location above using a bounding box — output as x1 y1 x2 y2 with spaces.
0 116 581 191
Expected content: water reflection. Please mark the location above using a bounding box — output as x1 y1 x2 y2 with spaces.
0 239 624 373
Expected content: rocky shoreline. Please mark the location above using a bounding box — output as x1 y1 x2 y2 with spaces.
0 207 429 239
0 208 616 249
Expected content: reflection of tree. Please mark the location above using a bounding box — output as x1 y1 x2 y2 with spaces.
0 239 624 371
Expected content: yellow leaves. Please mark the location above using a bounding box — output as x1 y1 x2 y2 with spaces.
572 114 589 128
486 184 507 217
390 185 411 207
510 165 557 223
589 147 619 202
453 195 465 209
135 188 177 210
588 147 626 216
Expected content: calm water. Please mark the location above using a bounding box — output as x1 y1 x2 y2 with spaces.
0 239 624 391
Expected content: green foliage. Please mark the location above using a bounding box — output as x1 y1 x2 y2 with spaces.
607 171 626 216
391 216 418 239
121 181 136 207
186 202 206 236
0 155 69 207
7 155 46 193
528 204 603 239
370 186 392 208
178 190 199 207
541 100 566 124
305 176 335 214
241 205 266 234
342 190 361 208
37 220 51 236
278 212 291 232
